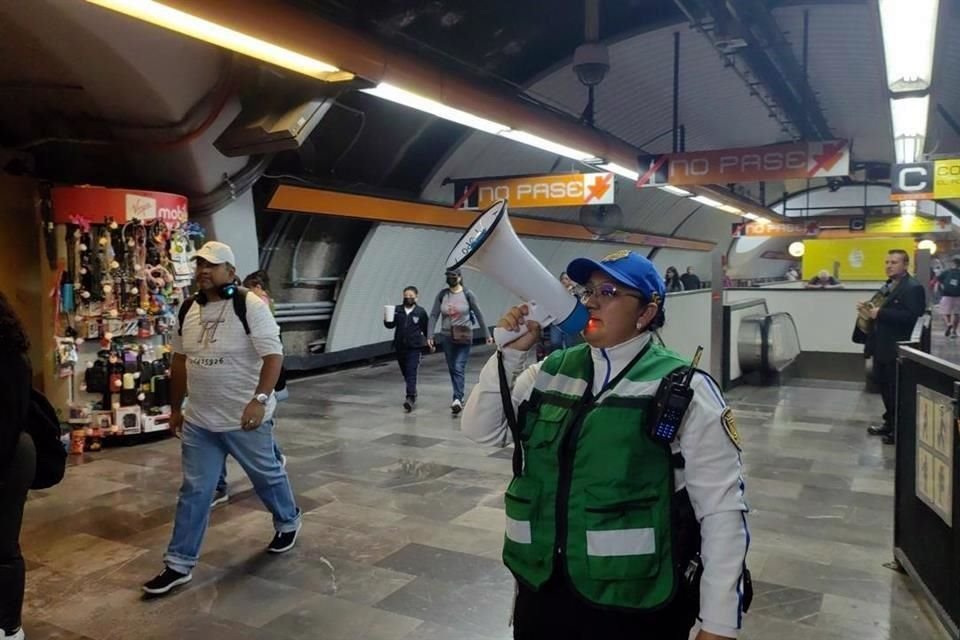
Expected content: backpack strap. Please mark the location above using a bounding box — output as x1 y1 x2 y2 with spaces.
177 288 250 336
177 297 196 336
232 287 250 335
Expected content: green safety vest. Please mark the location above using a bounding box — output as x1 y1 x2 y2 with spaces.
503 341 689 610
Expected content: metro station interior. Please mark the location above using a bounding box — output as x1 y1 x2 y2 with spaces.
1 1 959 639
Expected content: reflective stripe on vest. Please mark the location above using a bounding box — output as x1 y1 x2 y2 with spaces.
506 515 532 544
597 377 661 403
538 370 589 399
587 528 656 557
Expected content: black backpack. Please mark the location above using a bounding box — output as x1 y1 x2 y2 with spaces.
177 291 287 392
942 269 960 297
26 389 67 490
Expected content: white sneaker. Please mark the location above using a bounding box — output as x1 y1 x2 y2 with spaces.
3 628 25 640
210 490 229 508
451 399 463 414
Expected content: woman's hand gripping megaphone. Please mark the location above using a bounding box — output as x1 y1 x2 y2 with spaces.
495 303 544 351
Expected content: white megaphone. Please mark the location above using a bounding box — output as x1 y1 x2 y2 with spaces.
446 199 589 347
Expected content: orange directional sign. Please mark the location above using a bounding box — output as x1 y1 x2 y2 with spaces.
453 172 615 209
732 221 820 238
638 140 850 187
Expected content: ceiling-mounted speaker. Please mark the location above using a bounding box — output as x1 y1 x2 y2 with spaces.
579 204 624 238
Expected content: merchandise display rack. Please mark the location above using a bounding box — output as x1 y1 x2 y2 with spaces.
48 186 200 453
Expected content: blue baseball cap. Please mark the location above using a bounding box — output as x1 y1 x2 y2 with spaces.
567 250 666 305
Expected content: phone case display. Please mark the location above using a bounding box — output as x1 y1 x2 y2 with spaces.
49 186 198 451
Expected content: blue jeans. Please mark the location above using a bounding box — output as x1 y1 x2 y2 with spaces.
164 421 300 575
441 337 471 401
216 440 284 494
397 350 422 399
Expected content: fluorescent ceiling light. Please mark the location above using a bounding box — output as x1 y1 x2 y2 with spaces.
690 195 722 208
500 130 597 162
600 163 639 181
742 212 760 220
879 0 940 93
754 217 771 224
659 185 693 197
900 200 918 216
363 84 606 164
85 0 353 81
362 83 508 135
894 134 926 163
891 95 930 139
717 204 743 214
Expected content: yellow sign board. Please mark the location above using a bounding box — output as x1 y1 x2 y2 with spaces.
867 216 952 234
935 159 960 200
803 237 914 281
891 158 960 201
455 173 615 209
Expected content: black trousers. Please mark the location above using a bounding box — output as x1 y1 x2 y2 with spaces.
396 350 422 399
513 573 699 640
874 360 897 430
0 432 35 634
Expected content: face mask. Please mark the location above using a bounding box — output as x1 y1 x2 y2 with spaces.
446 277 459 286
403 298 415 307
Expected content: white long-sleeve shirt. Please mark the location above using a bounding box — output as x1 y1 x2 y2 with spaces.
462 333 750 638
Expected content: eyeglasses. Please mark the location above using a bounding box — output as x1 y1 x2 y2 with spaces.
579 282 645 303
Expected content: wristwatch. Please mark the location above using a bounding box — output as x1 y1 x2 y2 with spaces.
253 393 270 405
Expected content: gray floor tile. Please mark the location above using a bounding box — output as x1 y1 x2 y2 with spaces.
18 351 951 640
375 543 511 586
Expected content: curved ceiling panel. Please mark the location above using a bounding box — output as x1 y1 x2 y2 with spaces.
773 4 891 163
931 4 960 155
0 0 246 195
0 0 223 124
529 22 786 154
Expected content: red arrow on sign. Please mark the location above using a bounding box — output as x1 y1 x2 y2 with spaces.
807 141 847 177
585 173 613 203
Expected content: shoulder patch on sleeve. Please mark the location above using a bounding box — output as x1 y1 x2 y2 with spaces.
721 408 742 450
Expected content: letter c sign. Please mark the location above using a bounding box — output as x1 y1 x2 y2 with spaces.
891 162 934 200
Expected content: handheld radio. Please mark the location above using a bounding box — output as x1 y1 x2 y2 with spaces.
647 346 703 444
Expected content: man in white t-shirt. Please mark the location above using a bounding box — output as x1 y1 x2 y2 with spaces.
143 241 301 597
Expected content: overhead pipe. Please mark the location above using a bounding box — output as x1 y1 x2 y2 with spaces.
156 0 782 219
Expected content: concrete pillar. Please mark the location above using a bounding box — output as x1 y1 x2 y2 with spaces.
198 190 259 278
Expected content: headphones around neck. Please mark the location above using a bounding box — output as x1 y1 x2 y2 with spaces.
196 282 239 305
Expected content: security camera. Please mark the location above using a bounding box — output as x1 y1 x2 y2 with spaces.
573 43 610 87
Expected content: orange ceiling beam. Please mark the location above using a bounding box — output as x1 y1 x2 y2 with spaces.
267 185 716 252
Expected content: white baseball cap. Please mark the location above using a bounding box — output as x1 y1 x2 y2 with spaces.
192 241 235 266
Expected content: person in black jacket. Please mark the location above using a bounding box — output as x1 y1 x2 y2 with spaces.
385 286 430 412
861 250 927 444
0 291 35 640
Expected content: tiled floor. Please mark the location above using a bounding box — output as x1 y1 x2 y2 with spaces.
931 316 960 364
19 348 949 640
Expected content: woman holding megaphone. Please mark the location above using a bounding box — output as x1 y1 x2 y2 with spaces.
461 250 750 640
